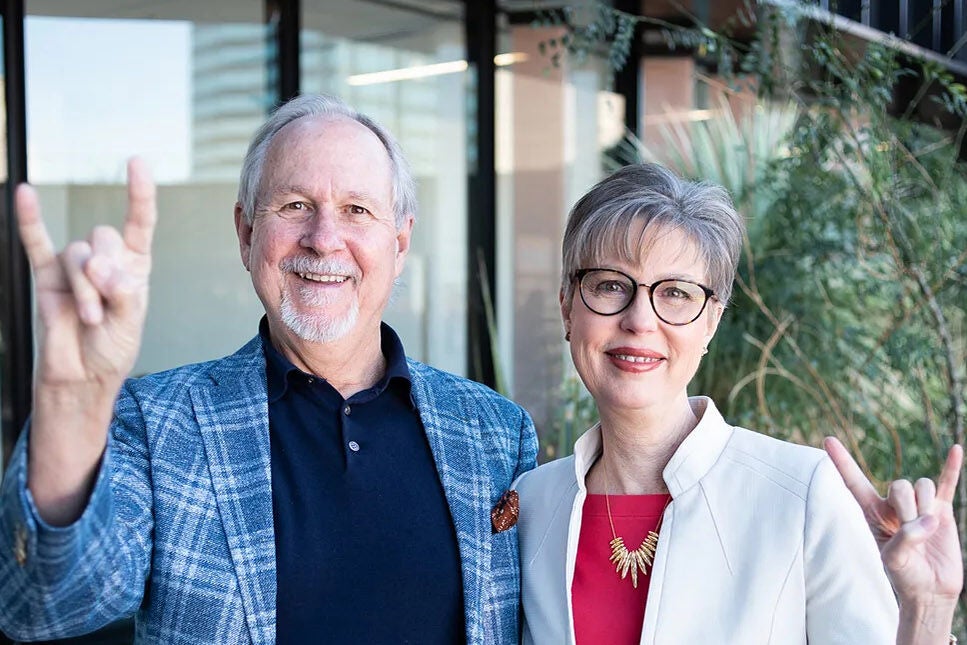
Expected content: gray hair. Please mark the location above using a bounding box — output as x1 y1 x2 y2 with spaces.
237 94 417 228
561 163 745 307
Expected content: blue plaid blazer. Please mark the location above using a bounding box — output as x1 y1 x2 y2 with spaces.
0 335 537 644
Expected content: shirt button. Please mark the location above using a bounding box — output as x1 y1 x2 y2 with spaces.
343 405 351 416
306 377 314 384
348 441 360 452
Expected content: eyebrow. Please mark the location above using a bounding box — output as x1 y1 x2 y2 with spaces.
263 184 309 198
655 272 705 283
345 190 384 205
600 266 706 284
268 185 385 206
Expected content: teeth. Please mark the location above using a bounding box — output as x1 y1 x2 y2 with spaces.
298 272 348 283
613 354 661 363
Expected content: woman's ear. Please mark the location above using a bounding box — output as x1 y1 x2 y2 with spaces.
704 301 724 346
560 288 572 339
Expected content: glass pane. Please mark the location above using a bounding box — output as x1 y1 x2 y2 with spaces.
25 1 270 377
302 0 468 376
0 11 8 476
496 14 617 444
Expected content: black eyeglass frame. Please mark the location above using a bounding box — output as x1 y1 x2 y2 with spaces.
573 268 717 325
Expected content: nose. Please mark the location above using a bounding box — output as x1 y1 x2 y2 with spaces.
299 207 346 254
618 288 660 334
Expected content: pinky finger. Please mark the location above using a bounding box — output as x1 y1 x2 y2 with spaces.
936 444 964 504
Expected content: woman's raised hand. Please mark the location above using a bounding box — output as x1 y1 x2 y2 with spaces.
825 436 963 644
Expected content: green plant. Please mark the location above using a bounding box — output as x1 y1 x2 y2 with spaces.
541 368 599 461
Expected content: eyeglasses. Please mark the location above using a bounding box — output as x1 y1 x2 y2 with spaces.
574 268 716 325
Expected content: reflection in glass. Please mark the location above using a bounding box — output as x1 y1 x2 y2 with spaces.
25 2 270 376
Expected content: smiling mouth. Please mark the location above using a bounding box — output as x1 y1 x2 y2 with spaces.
611 353 663 364
297 272 349 283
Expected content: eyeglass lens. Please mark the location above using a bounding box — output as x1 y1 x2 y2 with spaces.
579 269 709 324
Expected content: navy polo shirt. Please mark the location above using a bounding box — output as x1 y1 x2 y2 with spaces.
260 319 465 644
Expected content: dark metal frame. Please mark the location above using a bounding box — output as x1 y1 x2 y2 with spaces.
833 0 964 58
613 0 642 135
464 0 498 387
267 0 300 103
1 0 29 471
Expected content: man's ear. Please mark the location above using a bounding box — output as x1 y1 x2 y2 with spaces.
394 214 415 277
234 203 253 271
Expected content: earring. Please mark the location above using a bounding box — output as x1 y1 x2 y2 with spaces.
701 346 709 356
565 331 571 342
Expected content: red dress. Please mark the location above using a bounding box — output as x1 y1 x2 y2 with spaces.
572 493 671 645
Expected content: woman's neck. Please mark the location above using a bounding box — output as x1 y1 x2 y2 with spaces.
587 397 700 495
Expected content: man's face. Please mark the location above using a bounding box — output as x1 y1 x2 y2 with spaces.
235 115 413 349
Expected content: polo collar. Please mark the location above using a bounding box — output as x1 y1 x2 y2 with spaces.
259 317 414 407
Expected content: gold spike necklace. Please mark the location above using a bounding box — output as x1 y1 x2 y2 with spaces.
602 455 672 589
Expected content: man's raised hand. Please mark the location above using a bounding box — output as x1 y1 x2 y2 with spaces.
19 158 157 525
17 157 156 389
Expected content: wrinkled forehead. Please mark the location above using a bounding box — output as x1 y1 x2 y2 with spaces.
265 115 393 184
268 114 392 169
581 215 708 277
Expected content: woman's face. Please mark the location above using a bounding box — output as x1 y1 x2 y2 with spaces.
562 225 723 417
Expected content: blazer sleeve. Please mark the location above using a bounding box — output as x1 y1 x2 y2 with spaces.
0 380 153 641
513 407 539 481
803 457 899 644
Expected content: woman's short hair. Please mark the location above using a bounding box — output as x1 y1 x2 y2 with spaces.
561 163 745 308
236 94 417 228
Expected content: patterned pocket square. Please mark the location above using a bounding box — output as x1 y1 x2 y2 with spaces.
491 490 519 533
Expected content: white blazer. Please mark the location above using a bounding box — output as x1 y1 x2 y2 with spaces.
515 398 898 644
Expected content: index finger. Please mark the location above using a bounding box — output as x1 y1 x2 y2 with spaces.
936 444 963 504
824 436 883 509
122 157 157 255
14 183 56 268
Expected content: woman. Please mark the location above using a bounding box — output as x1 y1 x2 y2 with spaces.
515 163 902 643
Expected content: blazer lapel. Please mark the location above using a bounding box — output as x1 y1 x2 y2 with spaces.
192 338 277 645
408 363 491 645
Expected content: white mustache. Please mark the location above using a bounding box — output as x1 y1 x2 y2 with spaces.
280 256 359 280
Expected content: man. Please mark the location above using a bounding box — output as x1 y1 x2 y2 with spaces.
0 94 537 644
